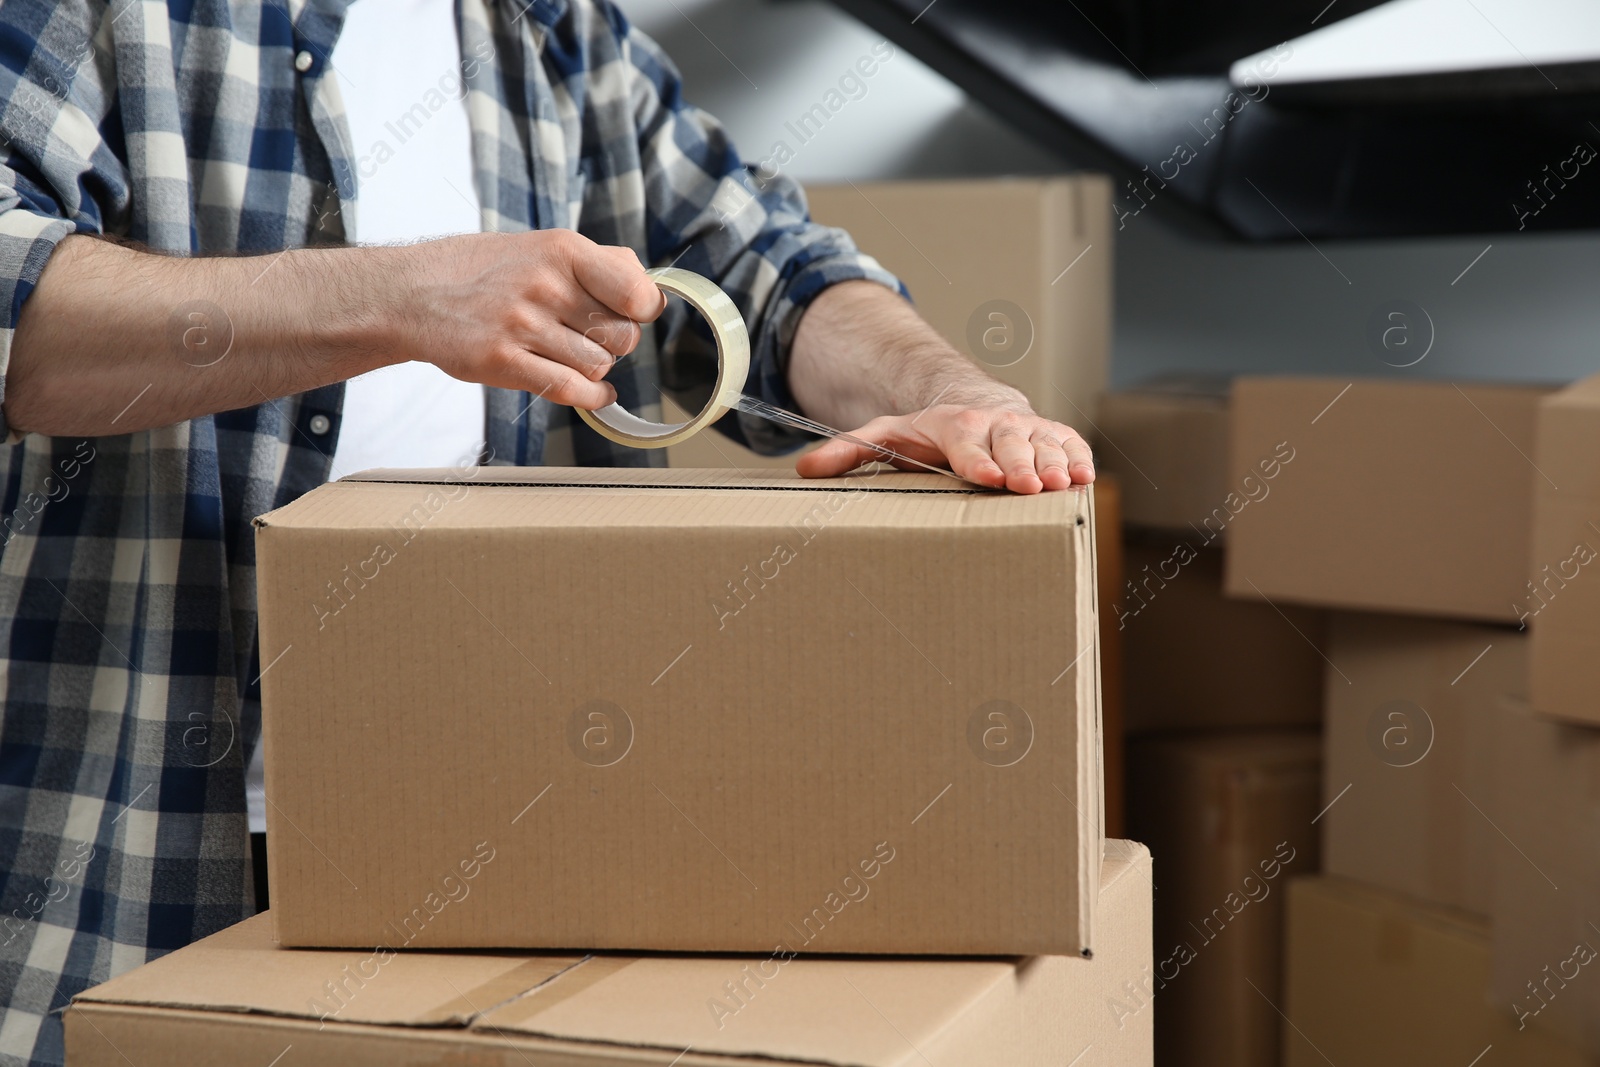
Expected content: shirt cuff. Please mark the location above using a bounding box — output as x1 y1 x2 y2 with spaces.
0 211 83 446
735 250 907 456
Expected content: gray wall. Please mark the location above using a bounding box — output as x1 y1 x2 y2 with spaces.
624 0 1599 388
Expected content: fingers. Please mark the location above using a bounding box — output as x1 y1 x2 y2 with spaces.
939 410 1007 488
794 424 909 479
566 238 665 323
793 416 940 479
990 417 1043 494
1059 426 1096 485
793 408 1095 495
1031 428 1073 491
478 343 618 410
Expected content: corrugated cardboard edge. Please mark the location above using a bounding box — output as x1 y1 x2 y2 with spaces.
249 470 996 536
1079 484 1105 957
342 467 986 492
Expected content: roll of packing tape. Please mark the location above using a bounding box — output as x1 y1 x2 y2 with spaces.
577 266 750 449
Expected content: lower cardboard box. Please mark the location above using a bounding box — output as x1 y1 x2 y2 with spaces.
1321 614 1526 917
65 841 1154 1067
1126 730 1321 1067
1490 698 1600 1057
1285 875 1596 1067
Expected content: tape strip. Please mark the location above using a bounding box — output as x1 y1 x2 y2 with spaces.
578 267 750 449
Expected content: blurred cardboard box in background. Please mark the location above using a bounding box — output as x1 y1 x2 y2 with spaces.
66 842 1154 1067
1284 876 1595 1067
1126 731 1321 1067
1321 614 1525 917
1095 375 1231 533
254 468 1103 956
1120 541 1324 733
1530 374 1600 725
1225 378 1552 622
1490 697 1600 1057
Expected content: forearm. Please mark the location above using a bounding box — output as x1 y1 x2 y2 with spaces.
787 280 1027 429
4 235 404 437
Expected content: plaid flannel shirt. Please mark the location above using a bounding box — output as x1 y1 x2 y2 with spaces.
0 1 901 1062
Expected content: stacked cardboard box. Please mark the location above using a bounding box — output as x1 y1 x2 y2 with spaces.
67 841 1155 1066
1223 375 1600 1063
1126 732 1321 1067
1224 377 1550 622
1103 376 1325 1066
1284 876 1596 1067
1485 374 1600 1059
1319 613 1525 918
1095 375 1231 535
65 467 1150 1064
1109 373 1596 1063
1487 698 1600 1055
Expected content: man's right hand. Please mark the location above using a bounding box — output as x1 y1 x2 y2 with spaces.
396 230 666 410
5 231 666 438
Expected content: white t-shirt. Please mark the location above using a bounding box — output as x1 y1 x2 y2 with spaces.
248 0 486 833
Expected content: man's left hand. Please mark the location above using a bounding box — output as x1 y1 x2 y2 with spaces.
796 402 1095 494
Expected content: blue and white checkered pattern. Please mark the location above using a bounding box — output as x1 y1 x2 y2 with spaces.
0 1 901 1062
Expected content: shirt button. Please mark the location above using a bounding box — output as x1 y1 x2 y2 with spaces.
309 414 331 435
294 50 314 73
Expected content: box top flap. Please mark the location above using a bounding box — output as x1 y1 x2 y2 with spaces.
480 954 1014 1067
254 468 1086 532
71 915 585 1027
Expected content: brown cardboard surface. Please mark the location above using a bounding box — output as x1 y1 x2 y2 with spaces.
1529 374 1600 724
1119 542 1324 733
1094 376 1231 533
1095 475 1125 838
1321 614 1526 917
1224 377 1553 622
664 177 1113 470
1126 731 1321 1067
1489 697 1600 1056
1284 875 1595 1067
66 843 1154 1067
253 468 1102 955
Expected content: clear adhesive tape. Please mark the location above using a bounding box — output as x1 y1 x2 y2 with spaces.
577 266 750 449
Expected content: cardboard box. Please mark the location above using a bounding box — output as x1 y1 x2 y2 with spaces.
1284 876 1595 1067
666 177 1113 468
1096 475 1125 838
1119 541 1324 733
1094 376 1231 533
66 841 1155 1067
1489 697 1600 1056
1125 731 1321 1067
253 468 1104 954
1530 374 1600 725
1321 614 1526 917
1224 377 1553 622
